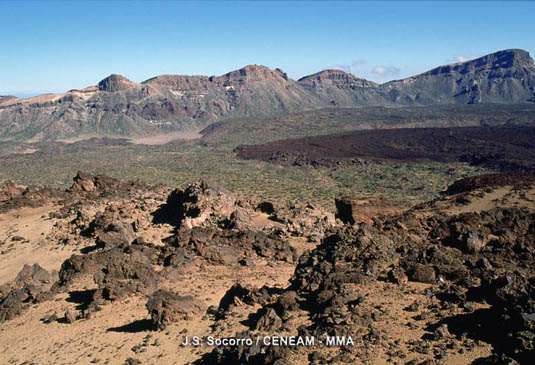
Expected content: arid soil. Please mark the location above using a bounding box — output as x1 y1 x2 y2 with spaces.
236 125 535 173
0 171 534 364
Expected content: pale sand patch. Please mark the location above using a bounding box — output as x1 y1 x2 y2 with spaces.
0 205 75 284
27 132 47 143
445 186 535 215
19 148 39 154
57 131 201 145
130 131 201 145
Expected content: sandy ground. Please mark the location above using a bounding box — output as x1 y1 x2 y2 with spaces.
130 132 201 145
0 206 76 284
440 186 535 215
57 131 201 145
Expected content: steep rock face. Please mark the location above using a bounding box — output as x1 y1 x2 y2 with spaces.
384 49 535 104
1 49 534 141
298 69 384 106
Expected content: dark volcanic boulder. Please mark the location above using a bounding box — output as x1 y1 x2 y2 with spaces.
89 205 137 249
168 226 297 265
0 264 58 322
95 221 136 249
406 263 436 284
146 290 207 330
292 227 396 298
152 180 236 228
92 250 158 301
255 307 283 331
58 247 158 301
335 196 399 225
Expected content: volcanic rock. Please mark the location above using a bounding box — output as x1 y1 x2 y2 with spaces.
407 264 436 284
168 226 297 265
335 196 399 225
255 307 283 331
0 264 58 322
153 180 236 229
146 290 207 330
58 246 158 301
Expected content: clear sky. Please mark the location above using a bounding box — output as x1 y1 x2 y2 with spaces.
1 1 534 96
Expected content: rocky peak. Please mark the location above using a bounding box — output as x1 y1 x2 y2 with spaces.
298 69 378 88
98 74 137 92
486 49 533 67
424 49 534 77
222 65 290 84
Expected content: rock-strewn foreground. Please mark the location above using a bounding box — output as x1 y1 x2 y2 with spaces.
1 49 534 142
1 172 535 364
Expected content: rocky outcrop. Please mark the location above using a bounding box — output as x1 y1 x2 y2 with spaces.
58 246 158 300
201 194 535 363
166 226 297 265
0 264 58 322
67 171 147 199
0 182 64 213
146 290 207 330
335 196 399 225
156 180 237 229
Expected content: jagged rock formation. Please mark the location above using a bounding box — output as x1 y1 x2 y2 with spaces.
1 49 534 141
0 264 57 322
199 174 535 364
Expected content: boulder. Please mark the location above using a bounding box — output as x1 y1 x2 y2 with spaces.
255 307 283 331
58 247 158 301
153 180 236 229
0 264 58 322
146 290 207 330
96 222 136 249
335 196 399 225
407 264 436 284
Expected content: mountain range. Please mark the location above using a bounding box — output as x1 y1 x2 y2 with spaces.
1 49 534 141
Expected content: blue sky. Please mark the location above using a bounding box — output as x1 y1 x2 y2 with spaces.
1 1 534 96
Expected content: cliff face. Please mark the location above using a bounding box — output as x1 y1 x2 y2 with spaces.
1 49 534 141
383 49 535 104
297 69 384 106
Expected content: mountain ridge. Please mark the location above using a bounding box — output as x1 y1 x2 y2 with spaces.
1 49 534 141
